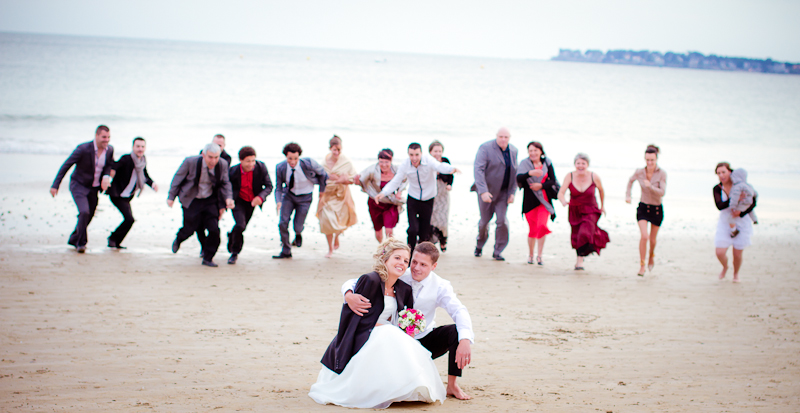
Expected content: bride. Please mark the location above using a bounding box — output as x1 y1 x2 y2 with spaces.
309 238 446 408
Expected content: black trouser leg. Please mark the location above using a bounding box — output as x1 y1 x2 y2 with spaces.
201 200 221 262
68 187 99 247
229 198 254 254
417 324 461 377
176 198 210 244
109 196 134 244
406 197 434 253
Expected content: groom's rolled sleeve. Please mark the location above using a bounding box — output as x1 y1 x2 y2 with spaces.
341 278 358 302
437 281 475 343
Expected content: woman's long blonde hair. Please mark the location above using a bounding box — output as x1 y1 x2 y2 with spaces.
373 237 410 281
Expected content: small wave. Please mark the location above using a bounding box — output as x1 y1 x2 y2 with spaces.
0 114 155 123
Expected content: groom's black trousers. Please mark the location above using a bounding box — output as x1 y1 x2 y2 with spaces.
417 324 461 377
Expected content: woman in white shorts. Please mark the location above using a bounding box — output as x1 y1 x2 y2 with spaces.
713 162 756 282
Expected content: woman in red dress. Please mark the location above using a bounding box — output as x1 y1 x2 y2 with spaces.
516 142 558 265
557 153 609 270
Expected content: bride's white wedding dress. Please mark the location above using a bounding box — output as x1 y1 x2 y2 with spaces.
308 296 446 409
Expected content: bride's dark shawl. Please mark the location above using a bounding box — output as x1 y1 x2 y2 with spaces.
321 271 414 374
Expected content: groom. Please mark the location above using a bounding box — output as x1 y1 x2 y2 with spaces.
342 241 474 400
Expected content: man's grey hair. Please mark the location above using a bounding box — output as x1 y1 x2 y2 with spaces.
574 152 590 165
203 143 221 155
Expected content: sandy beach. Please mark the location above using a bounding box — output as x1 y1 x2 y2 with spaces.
1 152 800 412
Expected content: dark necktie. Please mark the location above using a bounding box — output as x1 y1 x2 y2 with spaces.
288 168 296 192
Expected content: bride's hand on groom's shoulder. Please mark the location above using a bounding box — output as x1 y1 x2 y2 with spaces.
345 291 371 316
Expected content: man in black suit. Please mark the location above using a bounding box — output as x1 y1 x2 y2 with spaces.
167 143 234 267
106 137 158 249
196 134 232 257
226 146 273 264
50 125 115 253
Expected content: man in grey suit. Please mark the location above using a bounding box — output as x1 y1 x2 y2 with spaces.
472 127 518 260
272 142 327 259
167 143 234 267
50 125 115 253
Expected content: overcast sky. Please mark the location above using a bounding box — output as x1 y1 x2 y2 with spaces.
1 0 799 62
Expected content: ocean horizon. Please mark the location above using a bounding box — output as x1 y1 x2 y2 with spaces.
1 32 799 204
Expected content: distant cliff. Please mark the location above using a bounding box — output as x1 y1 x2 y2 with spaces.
552 49 800 75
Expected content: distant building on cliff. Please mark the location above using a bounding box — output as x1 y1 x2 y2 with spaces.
552 49 799 75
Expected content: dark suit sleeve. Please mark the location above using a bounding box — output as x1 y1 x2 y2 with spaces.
256 161 272 201
168 158 192 201
515 172 529 190
305 158 328 194
437 158 453 186
275 164 285 205
102 147 114 177
219 159 233 202
144 167 154 187
52 145 84 189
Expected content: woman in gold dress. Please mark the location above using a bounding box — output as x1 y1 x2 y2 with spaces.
317 135 358 258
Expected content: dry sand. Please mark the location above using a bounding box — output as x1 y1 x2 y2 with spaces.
1 154 799 412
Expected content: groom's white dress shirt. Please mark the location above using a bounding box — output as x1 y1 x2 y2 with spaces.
341 269 475 343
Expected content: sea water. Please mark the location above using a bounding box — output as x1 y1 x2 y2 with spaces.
1 32 799 213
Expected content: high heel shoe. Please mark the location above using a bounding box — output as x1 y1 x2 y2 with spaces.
648 254 655 271
637 259 646 277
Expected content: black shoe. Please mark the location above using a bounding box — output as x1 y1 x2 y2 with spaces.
76 245 86 253
474 247 482 257
272 252 292 259
292 234 303 248
493 255 505 261
107 239 127 249
201 259 218 267
172 239 180 253
228 254 238 265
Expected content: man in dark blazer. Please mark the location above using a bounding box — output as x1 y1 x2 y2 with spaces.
272 142 327 259
167 143 234 267
196 134 232 256
472 127 518 260
226 146 273 264
50 125 115 252
106 137 158 249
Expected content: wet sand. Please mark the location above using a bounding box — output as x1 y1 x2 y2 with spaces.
1 154 799 412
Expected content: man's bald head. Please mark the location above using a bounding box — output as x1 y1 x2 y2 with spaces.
496 127 510 150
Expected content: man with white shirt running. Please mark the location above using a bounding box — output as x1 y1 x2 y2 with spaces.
342 241 474 400
376 143 459 253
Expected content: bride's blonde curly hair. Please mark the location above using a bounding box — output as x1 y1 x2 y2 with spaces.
373 237 411 281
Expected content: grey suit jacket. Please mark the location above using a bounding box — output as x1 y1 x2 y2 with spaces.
167 155 233 209
274 158 327 204
51 141 115 196
473 140 518 197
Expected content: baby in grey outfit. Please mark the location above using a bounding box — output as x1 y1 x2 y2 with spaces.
729 168 758 237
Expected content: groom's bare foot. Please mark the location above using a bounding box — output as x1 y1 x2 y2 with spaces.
446 381 471 400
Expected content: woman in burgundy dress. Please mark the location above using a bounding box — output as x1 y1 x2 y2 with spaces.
557 153 609 270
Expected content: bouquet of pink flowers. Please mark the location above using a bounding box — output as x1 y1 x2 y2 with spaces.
398 308 426 337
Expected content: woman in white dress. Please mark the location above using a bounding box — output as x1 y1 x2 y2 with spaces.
309 238 446 409
713 162 755 282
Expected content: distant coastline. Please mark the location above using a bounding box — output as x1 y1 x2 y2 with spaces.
552 49 800 75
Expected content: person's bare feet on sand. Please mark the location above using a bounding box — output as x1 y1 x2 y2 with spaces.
719 265 728 280
325 250 333 258
732 273 740 283
446 381 471 400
